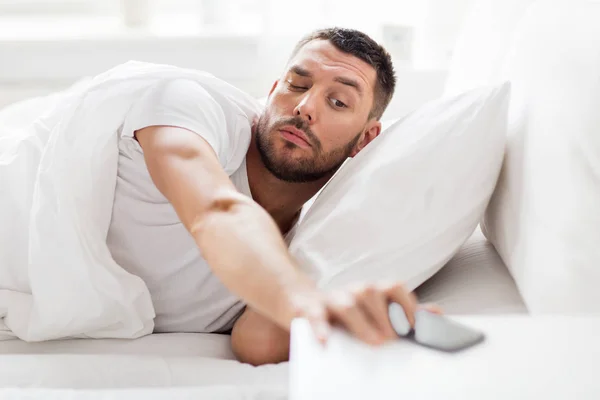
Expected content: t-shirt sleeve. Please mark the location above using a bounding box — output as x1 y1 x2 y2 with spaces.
122 78 230 166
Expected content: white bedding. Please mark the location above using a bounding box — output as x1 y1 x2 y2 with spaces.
0 61 264 342
0 388 288 400
0 229 523 399
416 227 527 315
0 354 288 390
0 332 235 358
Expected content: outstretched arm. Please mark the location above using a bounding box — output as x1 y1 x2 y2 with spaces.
136 125 314 331
137 125 427 366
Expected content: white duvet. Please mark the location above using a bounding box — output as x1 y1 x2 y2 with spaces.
0 61 240 342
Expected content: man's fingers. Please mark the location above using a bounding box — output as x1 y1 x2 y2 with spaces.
304 308 330 344
382 282 418 327
355 285 398 340
290 293 331 344
297 284 440 347
309 318 331 344
327 293 383 345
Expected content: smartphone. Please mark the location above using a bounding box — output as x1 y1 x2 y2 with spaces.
388 303 485 352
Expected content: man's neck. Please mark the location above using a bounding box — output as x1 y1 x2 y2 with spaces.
245 136 331 234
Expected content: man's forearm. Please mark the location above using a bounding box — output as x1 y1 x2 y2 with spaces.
192 195 314 331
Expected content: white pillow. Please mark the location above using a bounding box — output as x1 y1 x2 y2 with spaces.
288 83 510 291
445 0 600 313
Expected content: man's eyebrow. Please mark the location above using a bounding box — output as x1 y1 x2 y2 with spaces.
290 65 312 77
334 76 363 95
289 65 363 95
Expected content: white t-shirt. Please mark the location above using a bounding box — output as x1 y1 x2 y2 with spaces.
106 78 260 333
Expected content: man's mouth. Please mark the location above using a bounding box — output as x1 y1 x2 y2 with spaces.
279 126 312 148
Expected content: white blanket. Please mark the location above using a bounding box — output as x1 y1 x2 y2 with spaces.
0 61 247 342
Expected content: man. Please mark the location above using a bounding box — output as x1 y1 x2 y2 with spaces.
106 27 435 366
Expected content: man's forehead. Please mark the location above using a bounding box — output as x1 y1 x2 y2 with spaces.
287 40 376 90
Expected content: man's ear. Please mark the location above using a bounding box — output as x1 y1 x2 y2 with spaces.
349 120 382 157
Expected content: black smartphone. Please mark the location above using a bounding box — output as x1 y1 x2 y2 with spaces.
388 303 485 352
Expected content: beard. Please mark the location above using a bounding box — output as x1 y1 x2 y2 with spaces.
255 113 361 183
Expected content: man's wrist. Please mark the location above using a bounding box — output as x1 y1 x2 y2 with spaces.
274 274 321 331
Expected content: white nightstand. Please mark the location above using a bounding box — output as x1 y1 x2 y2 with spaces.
289 315 600 400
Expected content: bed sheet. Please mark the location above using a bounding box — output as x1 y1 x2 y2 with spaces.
0 353 288 394
0 332 288 395
0 387 288 400
0 332 234 358
0 227 524 396
416 227 527 314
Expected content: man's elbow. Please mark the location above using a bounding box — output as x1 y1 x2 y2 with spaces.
231 310 290 366
232 336 290 367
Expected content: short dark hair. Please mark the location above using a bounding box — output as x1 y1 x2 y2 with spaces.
289 27 396 120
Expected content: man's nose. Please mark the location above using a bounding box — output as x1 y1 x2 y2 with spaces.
293 93 316 124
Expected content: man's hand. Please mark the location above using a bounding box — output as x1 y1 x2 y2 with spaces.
232 282 442 365
288 282 441 345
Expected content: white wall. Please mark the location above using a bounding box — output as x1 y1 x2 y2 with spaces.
414 0 475 69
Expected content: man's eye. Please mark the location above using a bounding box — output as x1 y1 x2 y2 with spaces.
330 98 347 108
288 82 307 91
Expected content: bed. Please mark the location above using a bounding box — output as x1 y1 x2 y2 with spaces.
0 227 526 398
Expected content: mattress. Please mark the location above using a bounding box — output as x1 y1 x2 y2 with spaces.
0 333 289 392
0 387 287 400
0 227 525 395
0 353 288 392
0 332 235 358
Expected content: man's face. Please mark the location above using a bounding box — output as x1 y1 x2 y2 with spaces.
255 39 381 183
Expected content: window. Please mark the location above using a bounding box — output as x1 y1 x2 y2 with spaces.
0 0 474 69
0 0 428 33
0 0 265 28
